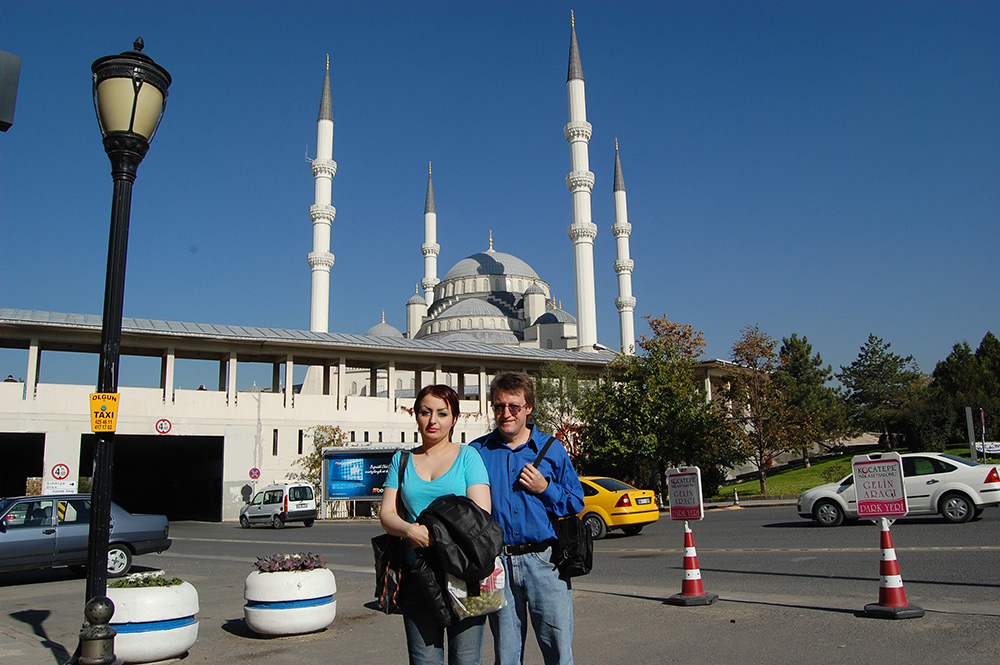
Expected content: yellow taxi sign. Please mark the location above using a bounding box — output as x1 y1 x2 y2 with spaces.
90 392 119 432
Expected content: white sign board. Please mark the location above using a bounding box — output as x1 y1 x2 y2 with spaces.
667 466 704 521
42 479 77 494
852 453 907 518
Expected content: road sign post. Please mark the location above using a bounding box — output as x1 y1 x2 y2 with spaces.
852 453 923 619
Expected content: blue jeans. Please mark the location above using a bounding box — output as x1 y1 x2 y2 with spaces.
488 547 574 665
402 578 486 665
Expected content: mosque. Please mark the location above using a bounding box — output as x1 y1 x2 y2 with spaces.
303 14 636 379
0 16 645 521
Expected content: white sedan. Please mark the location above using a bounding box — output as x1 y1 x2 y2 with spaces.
797 452 1000 526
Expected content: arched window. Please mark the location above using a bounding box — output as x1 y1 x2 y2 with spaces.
350 381 358 395
457 281 464 295
478 318 484 329
446 283 453 297
546 339 553 349
396 379 402 390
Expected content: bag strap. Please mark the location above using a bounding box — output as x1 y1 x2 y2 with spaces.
531 436 558 468
396 451 409 517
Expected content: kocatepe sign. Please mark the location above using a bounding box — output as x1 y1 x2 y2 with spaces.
667 466 704 521
852 453 908 518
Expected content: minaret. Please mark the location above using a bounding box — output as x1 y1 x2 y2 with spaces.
421 162 440 306
565 12 599 351
613 140 636 354
302 57 337 395
308 56 336 333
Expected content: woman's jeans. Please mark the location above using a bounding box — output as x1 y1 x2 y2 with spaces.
401 577 486 665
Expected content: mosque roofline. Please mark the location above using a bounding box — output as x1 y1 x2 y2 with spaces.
0 309 615 369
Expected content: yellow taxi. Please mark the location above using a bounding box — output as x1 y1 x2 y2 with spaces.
577 476 660 539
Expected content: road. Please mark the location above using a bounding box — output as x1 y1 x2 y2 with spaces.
2 506 998 664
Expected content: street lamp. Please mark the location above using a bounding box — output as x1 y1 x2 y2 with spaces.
72 38 170 665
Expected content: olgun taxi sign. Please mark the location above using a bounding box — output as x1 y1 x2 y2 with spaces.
852 452 907 518
90 392 119 433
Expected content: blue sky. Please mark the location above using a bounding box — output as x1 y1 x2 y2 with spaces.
1 1 998 386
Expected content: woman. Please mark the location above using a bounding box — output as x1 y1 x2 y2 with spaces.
381 384 491 665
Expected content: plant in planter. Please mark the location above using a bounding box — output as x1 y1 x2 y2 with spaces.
107 570 199 664
243 552 337 636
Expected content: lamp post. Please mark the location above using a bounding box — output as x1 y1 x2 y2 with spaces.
72 38 170 665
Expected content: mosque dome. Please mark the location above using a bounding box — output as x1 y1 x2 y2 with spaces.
407 292 426 306
535 309 577 325
364 315 403 337
443 248 538 281
524 281 546 296
438 298 505 318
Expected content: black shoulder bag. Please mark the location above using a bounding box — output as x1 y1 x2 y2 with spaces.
533 437 593 578
372 451 409 613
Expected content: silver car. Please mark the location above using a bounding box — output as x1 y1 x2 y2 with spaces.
797 453 1000 526
0 494 171 576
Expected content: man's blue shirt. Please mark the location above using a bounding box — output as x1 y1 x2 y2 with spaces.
472 424 584 546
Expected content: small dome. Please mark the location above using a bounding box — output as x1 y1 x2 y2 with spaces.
364 320 403 337
524 282 546 296
431 330 521 345
535 309 577 325
438 298 505 318
407 293 426 306
443 249 538 281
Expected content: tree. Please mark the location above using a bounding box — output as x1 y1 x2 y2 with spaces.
533 362 593 458
578 316 741 495
292 425 348 489
723 325 797 495
774 334 848 466
927 331 1000 447
837 334 922 449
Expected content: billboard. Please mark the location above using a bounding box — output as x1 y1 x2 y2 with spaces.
321 446 405 501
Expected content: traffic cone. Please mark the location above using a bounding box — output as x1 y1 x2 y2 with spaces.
666 522 718 606
863 519 923 619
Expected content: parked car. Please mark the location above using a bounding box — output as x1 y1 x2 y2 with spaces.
0 494 171 576
797 453 1000 526
577 476 660 539
240 482 317 529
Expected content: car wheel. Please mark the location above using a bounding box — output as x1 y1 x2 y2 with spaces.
240 515 251 529
272 514 285 530
622 525 643 536
303 518 315 527
583 513 607 540
940 493 974 523
107 545 133 577
813 500 844 527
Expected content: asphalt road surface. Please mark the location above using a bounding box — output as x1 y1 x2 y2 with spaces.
2 505 998 664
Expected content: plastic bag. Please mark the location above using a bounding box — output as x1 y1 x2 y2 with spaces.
446 556 506 620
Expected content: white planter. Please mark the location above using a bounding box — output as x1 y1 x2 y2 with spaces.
243 568 337 636
108 581 199 664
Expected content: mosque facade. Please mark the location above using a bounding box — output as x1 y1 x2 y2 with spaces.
306 15 637 361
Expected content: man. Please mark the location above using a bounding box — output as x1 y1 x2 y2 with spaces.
472 371 584 665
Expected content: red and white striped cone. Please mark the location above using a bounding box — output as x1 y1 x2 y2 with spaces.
864 519 923 619
666 522 718 606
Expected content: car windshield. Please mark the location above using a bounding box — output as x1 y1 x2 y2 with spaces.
0 499 12 514
591 478 637 492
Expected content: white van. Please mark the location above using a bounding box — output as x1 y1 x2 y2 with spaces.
240 483 317 529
